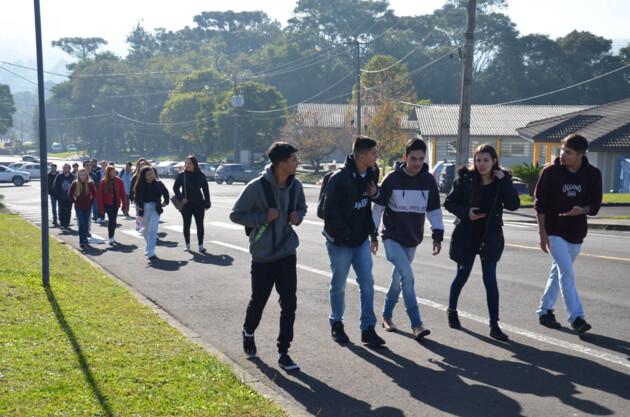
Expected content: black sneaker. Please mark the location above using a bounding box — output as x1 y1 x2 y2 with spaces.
278 354 300 371
331 321 349 343
243 330 257 358
52 220 58 226
539 311 561 329
490 325 509 341
361 325 386 346
571 317 592 335
447 309 461 329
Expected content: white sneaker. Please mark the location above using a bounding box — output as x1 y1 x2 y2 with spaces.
185 244 190 251
109 237 115 244
199 245 207 253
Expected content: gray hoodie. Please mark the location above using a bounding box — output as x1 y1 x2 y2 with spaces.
230 165 307 262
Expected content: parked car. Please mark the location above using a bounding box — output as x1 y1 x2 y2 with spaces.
155 161 178 178
512 181 529 195
8 162 28 171
437 162 457 193
21 155 40 163
67 144 77 152
51 142 62 153
199 163 216 181
0 165 31 186
169 162 184 178
215 164 259 185
431 160 454 182
19 163 48 179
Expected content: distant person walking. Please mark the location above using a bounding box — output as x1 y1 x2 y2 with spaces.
230 142 307 371
444 144 520 341
53 163 75 230
95 160 108 223
47 163 59 226
173 156 211 252
98 165 128 244
71 162 79 176
130 159 149 232
119 161 133 217
68 168 96 249
371 138 444 340
535 134 602 335
133 166 169 259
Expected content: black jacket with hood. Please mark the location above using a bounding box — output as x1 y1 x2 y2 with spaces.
322 154 380 247
444 167 520 264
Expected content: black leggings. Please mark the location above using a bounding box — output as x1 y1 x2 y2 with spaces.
104 204 119 238
182 205 205 245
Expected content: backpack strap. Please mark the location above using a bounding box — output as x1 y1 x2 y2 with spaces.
259 178 277 251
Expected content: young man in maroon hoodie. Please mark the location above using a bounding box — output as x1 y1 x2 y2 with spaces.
534 134 602 335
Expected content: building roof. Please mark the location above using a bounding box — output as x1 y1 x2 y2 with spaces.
516 98 630 151
414 104 591 137
295 103 418 130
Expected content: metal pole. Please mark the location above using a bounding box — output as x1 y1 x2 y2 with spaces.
34 0 50 286
355 39 362 136
233 77 239 163
456 0 476 168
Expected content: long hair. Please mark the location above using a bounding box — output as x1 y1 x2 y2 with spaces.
75 168 92 196
469 144 507 206
133 166 153 201
185 155 201 173
103 165 117 194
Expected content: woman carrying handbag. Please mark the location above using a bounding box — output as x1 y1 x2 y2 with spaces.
173 155 211 252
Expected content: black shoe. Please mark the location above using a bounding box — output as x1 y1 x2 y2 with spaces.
52 220 58 226
331 321 349 344
490 325 509 341
80 243 85 249
243 331 257 358
87 233 92 238
278 354 300 371
92 216 97 221
539 311 561 329
361 325 386 346
571 317 592 335
447 309 461 329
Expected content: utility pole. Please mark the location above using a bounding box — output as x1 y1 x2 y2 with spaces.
33 0 50 286
345 39 370 136
230 76 244 164
456 0 477 168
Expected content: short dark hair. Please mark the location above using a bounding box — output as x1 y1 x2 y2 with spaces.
405 138 427 156
50 163 57 168
352 135 377 158
267 142 298 166
72 162 79 167
83 160 91 167
561 134 588 154
126 161 132 166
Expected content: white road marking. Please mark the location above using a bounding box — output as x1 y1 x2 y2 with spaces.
209 239 630 370
504 222 535 228
121 230 144 239
302 219 324 226
164 225 196 234
208 221 242 230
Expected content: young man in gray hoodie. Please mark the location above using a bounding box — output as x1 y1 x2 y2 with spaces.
230 142 307 371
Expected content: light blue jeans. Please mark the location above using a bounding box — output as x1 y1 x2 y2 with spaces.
142 202 160 256
327 239 377 331
537 235 584 325
382 239 422 328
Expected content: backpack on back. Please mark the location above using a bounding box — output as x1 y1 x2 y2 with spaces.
317 168 352 219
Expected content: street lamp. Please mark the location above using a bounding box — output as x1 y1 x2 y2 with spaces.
231 94 244 163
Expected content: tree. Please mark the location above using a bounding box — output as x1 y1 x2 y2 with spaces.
281 110 338 172
51 37 108 64
126 21 158 64
0 84 16 135
510 162 542 196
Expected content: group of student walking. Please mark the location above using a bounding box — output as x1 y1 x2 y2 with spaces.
48 156 212 259
230 134 601 372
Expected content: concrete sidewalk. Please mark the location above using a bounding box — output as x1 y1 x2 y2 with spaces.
503 205 630 231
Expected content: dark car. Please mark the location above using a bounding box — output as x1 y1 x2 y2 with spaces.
512 181 529 195
215 164 259 185
437 162 457 193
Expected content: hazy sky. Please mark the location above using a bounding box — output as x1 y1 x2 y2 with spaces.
1 0 628 68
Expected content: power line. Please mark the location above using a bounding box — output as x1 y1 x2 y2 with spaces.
361 27 437 74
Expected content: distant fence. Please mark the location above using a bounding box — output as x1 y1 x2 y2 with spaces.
620 157 630 193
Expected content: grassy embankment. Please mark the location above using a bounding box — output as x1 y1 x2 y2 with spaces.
0 213 286 417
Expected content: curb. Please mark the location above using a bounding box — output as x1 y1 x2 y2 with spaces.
17 212 311 417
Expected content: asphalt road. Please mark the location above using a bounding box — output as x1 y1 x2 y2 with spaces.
3 178 630 417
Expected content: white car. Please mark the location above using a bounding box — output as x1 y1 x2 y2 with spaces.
8 162 28 171
155 161 178 178
67 144 77 152
0 165 31 186
19 163 48 179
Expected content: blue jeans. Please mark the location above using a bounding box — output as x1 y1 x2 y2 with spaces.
50 195 58 222
327 239 377 331
382 239 422 328
75 208 90 244
537 235 584 325
448 238 500 327
142 202 160 256
92 197 99 219
58 200 72 227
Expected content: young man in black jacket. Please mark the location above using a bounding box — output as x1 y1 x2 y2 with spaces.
47 163 59 226
322 136 385 346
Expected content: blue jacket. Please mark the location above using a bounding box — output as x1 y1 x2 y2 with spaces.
53 172 75 202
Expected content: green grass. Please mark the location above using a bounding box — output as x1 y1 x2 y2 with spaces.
0 214 286 417
297 171 328 184
48 151 82 159
520 193 630 207
599 216 630 220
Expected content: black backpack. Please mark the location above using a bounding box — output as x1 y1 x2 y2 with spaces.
316 168 353 219
245 177 297 251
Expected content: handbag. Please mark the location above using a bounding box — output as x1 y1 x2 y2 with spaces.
170 170 187 211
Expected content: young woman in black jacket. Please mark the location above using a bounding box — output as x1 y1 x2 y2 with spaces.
173 156 211 252
444 144 520 341
134 166 169 259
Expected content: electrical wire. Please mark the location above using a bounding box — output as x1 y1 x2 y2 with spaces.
361 28 437 74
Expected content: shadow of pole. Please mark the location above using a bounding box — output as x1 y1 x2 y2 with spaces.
44 285 113 417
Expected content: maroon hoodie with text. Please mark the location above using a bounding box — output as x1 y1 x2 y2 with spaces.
534 155 602 244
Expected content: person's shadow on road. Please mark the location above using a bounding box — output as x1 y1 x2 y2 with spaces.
347 344 524 417
551 328 630 359
252 358 404 417
106 243 138 253
147 257 187 271
188 251 233 266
